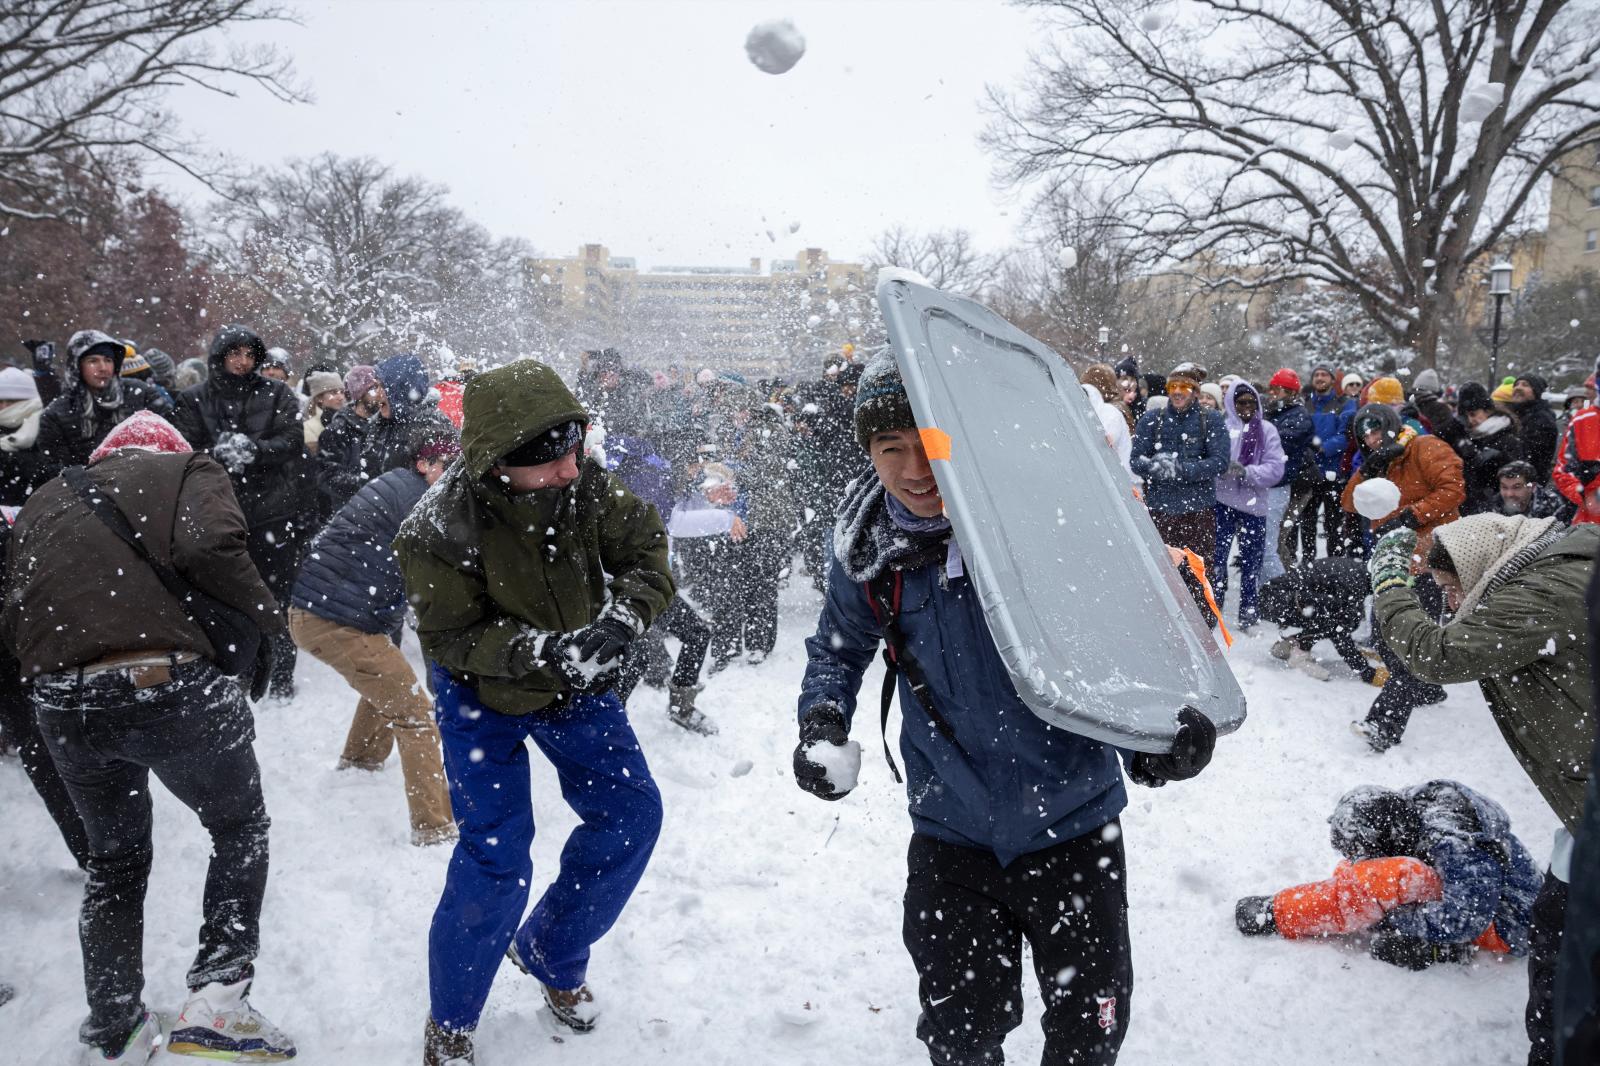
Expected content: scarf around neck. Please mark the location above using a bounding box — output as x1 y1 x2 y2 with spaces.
832 473 951 584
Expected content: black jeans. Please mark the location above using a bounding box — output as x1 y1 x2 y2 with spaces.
0 658 88 867
1298 478 1350 559
33 659 271 1052
247 517 301 695
1528 872 1567 1066
1362 574 1448 749
903 826 1132 1066
1291 624 1370 676
734 530 786 657
614 595 713 703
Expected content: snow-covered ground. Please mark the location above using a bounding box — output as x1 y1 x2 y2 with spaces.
2 567 1557 1065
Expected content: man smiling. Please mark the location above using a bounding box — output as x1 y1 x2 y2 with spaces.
792 353 1213 1066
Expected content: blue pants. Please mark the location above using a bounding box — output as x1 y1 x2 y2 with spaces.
1212 504 1266 627
427 666 663 1031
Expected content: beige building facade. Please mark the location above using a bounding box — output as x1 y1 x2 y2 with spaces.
1542 142 1600 282
525 243 870 378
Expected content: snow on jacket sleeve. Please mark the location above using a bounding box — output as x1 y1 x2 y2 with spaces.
1383 836 1503 945
1177 409 1231 483
399 531 530 680
1128 409 1158 477
1405 436 1467 530
1374 578 1559 687
1244 421 1286 488
797 549 885 727
593 469 674 632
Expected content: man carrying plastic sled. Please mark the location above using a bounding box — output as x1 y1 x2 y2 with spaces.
793 353 1216 1066
394 360 674 1066
1235 781 1542 970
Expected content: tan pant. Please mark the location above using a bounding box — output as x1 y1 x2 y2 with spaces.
288 608 453 834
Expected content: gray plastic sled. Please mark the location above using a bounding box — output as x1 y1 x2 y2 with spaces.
875 272 1246 753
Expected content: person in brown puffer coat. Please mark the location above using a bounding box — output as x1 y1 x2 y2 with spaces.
1342 403 1465 565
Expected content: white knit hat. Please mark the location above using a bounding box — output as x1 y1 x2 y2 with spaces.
1342 373 1364 390
0 367 39 402
1432 513 1560 615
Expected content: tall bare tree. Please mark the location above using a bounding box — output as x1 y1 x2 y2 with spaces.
865 225 999 296
986 0 1600 369
0 1 303 220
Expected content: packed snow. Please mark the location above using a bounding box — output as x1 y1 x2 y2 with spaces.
1353 477 1403 521
0 570 1555 1065
745 20 806 76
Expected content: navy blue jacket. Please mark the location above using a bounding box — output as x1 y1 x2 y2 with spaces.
1269 401 1315 487
291 467 429 634
799 551 1127 866
1306 391 1354 477
1128 402 1230 515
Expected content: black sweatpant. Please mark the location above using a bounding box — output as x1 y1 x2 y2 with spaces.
1362 574 1448 749
247 517 301 696
1292 624 1371 676
1528 872 1568 1066
903 826 1132 1066
0 662 88 868
614 595 712 703
1298 477 1349 559
33 659 271 1052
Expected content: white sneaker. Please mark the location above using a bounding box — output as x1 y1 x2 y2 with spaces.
168 978 296 1061
1286 646 1331 681
89 1010 160 1064
1269 638 1293 661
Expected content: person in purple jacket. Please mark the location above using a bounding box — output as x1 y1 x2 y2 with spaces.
1213 381 1286 630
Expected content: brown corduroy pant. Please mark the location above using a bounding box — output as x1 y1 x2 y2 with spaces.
288 608 453 835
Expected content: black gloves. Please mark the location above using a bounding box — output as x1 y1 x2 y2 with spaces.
1369 930 1470 971
1361 442 1406 479
24 340 53 377
513 614 637 696
1373 509 1420 537
794 704 852 801
1128 706 1216 788
1576 460 1600 486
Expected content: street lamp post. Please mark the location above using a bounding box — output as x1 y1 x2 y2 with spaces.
1488 260 1513 383
1097 325 1110 357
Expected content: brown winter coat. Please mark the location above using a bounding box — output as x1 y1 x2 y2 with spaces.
1342 433 1465 563
0 451 282 678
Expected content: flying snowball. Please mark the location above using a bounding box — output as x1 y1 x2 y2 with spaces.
1353 478 1403 521
1058 246 1079 269
1140 8 1169 31
1327 130 1356 151
746 19 806 75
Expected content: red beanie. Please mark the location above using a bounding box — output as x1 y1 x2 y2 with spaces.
88 411 193 465
1269 368 1302 392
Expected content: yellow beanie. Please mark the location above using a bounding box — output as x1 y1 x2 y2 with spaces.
1368 377 1404 405
1491 380 1516 403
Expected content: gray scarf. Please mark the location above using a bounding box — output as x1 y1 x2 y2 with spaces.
832 473 950 584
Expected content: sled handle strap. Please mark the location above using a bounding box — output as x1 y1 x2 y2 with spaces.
1178 548 1232 647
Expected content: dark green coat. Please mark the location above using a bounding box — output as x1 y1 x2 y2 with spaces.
394 360 673 714
1376 525 1597 831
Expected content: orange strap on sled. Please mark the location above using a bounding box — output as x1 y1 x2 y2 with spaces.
919 426 952 462
1167 547 1231 647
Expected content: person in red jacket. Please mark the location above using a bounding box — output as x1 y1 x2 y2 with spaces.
1552 396 1600 525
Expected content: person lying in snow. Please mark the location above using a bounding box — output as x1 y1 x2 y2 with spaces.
1235 781 1542 971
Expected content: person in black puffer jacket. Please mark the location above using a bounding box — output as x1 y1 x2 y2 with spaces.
1453 382 1526 515
36 330 173 477
316 354 450 513
289 432 459 845
1511 373 1560 483
171 324 305 699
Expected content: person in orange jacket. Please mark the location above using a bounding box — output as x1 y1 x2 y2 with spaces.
1235 781 1544 971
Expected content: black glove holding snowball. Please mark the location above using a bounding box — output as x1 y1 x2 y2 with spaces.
794 704 852 801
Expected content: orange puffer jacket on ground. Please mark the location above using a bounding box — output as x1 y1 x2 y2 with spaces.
1272 858 1509 953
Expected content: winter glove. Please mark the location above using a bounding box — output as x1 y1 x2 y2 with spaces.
1146 450 1179 481
1360 442 1406 480
1226 461 1247 480
1368 527 1418 596
1575 460 1600 486
1368 930 1470 971
793 704 853 801
1372 509 1420 537
26 340 54 377
213 432 259 473
1127 706 1216 788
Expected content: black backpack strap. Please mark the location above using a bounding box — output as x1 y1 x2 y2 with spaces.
62 466 192 607
864 570 964 785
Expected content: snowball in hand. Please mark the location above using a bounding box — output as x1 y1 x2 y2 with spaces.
1353 477 1402 520
745 19 806 75
804 738 862 793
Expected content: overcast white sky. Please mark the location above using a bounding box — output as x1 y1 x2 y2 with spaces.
167 0 1045 269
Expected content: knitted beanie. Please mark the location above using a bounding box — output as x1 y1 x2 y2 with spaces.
1456 382 1493 415
88 410 192 464
854 353 916 449
1167 361 1208 388
1368 377 1404 405
343 364 379 403
1432 513 1561 616
305 371 344 400
1268 368 1302 392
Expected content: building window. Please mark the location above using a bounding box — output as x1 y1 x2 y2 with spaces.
1591 184 1600 209
1588 229 1599 253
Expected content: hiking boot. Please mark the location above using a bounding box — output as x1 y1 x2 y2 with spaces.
1350 719 1396 754
505 942 599 1034
1235 896 1277 937
335 757 384 772
423 1018 473 1065
1286 646 1331 682
411 823 458 848
668 683 718 736
91 1010 161 1064
167 978 295 1060
1269 638 1293 661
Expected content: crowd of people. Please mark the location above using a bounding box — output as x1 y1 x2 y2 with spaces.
0 321 1594 1066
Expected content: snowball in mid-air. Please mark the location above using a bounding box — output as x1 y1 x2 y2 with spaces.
1058 246 1079 269
1327 130 1356 151
1353 477 1403 520
746 19 806 75
1459 82 1505 123
1140 8 1169 31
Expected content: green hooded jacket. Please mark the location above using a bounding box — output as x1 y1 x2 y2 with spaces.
1376 524 1597 831
394 360 673 715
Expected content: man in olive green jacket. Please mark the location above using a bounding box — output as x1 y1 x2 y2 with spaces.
1369 513 1596 1066
395 360 673 1066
